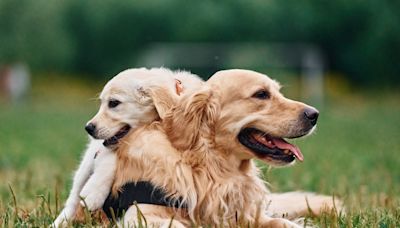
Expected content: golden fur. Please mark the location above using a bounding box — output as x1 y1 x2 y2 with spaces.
53 68 204 227
112 69 340 227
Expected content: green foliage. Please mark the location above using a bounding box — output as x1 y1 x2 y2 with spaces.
0 0 399 85
0 0 74 70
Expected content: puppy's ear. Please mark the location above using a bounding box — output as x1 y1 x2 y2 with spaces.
164 86 220 151
149 86 178 120
134 86 153 105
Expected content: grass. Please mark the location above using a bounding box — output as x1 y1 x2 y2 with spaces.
0 76 399 227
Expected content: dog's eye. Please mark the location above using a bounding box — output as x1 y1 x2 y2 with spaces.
252 90 270 100
108 99 121 108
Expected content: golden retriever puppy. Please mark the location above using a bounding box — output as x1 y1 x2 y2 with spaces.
52 68 203 227
111 69 335 227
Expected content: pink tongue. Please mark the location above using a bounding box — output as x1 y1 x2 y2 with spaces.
271 138 304 162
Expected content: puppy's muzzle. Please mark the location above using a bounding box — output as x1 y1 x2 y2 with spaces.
85 123 97 138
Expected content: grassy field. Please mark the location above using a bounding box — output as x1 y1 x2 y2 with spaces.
0 76 399 227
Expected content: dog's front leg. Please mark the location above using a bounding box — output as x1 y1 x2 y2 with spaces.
266 191 343 219
79 150 116 211
52 139 102 227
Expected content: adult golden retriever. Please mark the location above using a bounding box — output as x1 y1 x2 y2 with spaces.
112 69 339 227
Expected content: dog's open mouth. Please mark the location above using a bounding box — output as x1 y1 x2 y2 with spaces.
238 128 304 164
103 125 131 147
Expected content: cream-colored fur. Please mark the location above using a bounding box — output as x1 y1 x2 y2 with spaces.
52 68 203 227
266 192 342 219
87 68 203 138
113 69 338 227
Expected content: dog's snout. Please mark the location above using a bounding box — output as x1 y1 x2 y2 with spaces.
303 107 319 125
85 123 97 136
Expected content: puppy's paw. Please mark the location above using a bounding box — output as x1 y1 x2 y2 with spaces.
79 192 104 211
50 220 68 228
52 208 74 228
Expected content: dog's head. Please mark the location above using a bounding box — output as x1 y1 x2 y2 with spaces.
170 69 318 166
86 68 203 147
211 69 318 166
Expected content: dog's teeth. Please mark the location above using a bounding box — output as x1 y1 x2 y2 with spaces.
283 149 290 154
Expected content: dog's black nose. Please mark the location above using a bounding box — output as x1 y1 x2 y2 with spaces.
304 107 319 126
85 123 96 136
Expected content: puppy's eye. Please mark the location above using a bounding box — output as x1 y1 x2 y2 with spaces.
252 90 270 100
108 99 121 108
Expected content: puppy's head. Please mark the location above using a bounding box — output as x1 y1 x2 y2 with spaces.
86 68 203 147
209 69 318 166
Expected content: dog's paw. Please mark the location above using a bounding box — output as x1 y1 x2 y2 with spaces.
79 193 104 211
52 208 74 228
50 220 68 228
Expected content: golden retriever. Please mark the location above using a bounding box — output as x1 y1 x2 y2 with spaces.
52 67 203 227
111 69 340 227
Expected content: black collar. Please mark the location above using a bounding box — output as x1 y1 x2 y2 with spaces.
102 181 186 220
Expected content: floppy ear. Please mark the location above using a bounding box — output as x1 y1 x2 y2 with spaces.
164 85 220 151
133 86 153 105
149 86 178 120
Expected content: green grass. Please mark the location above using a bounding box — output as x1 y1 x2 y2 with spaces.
0 77 399 227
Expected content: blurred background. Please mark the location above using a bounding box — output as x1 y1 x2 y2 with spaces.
0 0 399 226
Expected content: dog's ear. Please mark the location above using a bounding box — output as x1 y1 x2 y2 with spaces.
164 85 220 151
134 86 153 105
149 86 178 120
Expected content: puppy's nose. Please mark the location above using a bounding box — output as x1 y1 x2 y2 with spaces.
85 123 97 136
304 107 319 126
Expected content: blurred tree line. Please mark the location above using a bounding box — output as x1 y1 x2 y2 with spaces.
0 0 399 86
